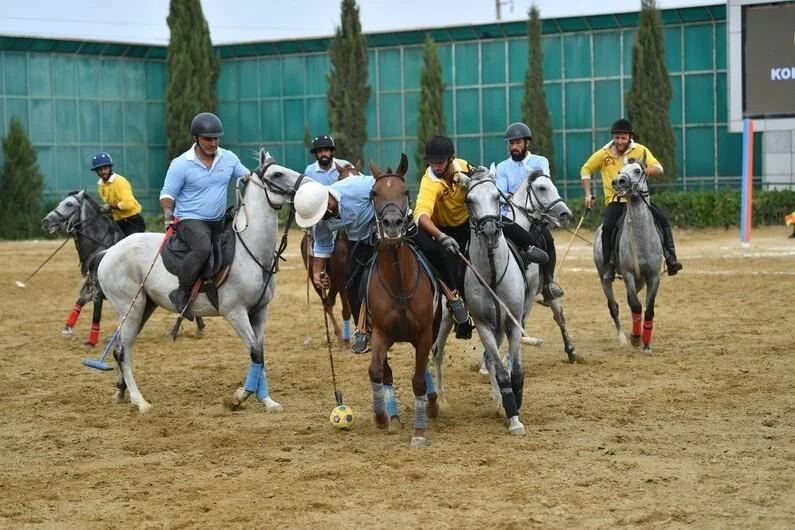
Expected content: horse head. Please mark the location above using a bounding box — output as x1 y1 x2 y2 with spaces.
336 160 362 180
42 190 93 234
614 152 649 200
369 153 410 244
518 169 573 228
250 148 307 207
463 164 503 250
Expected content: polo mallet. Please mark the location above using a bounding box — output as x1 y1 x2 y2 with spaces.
320 272 343 406
556 207 591 276
455 251 543 347
15 237 71 288
84 227 174 371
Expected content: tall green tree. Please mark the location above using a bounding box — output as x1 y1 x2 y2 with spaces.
415 35 446 180
165 0 220 161
627 0 678 183
326 0 370 164
521 5 556 177
0 117 45 239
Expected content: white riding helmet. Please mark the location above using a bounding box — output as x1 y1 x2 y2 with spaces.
294 181 330 228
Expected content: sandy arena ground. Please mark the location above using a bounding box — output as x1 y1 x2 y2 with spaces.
0 226 793 528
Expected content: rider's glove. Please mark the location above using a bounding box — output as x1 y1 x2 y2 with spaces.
439 235 460 255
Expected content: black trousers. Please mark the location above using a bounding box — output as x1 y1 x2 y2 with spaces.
602 201 675 261
412 222 469 294
175 218 224 289
502 217 557 283
117 214 145 237
346 241 375 326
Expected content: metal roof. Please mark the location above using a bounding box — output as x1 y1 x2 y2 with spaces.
0 3 725 59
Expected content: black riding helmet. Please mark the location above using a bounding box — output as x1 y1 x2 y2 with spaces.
504 122 533 142
424 135 455 163
190 112 224 138
610 118 633 135
311 135 336 153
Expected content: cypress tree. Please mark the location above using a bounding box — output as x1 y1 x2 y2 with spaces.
165 0 220 161
326 0 370 164
415 36 446 180
0 117 45 239
627 0 678 184
521 5 556 177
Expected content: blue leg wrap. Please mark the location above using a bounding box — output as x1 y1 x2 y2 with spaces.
244 362 262 394
384 385 398 417
342 319 352 341
371 381 385 415
415 394 428 431
255 364 269 401
424 367 437 395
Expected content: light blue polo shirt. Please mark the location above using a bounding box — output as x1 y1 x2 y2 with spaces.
312 174 375 258
303 157 351 186
495 152 551 218
160 145 250 221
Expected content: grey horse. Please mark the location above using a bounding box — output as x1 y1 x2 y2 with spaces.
97 149 306 413
432 165 534 435
593 154 664 353
505 168 576 361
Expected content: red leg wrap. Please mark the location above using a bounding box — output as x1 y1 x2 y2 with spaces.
642 320 654 345
66 304 83 328
88 322 100 346
631 312 642 336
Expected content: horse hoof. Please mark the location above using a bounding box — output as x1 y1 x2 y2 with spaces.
642 344 653 354
630 334 641 347
410 436 428 447
112 391 125 405
478 360 489 376
261 397 284 412
374 412 389 429
387 416 403 434
617 333 628 346
62 326 73 336
136 401 152 414
82 342 96 350
508 417 526 436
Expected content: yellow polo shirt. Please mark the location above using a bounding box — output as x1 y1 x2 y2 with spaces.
98 173 143 221
580 142 660 204
413 158 473 228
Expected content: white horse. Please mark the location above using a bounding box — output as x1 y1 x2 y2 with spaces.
506 168 576 361
593 155 664 353
97 149 306 413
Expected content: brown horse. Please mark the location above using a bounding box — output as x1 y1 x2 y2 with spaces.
299 161 361 344
367 153 441 447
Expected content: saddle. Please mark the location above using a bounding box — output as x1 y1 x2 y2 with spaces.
161 210 237 310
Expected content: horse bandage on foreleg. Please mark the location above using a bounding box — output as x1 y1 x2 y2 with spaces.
632 312 642 337
414 394 428 430
642 320 654 345
255 364 269 401
384 384 398 417
244 362 262 394
424 367 437 396
88 322 100 346
342 319 352 341
371 381 385 415
66 303 82 328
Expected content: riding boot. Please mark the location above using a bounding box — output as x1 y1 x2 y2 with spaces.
168 287 194 321
538 263 564 307
521 245 549 266
446 292 473 340
661 225 683 276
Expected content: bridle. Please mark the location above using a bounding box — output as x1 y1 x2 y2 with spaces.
508 172 566 227
370 174 412 245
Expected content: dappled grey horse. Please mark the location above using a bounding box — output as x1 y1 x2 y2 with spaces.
41 191 124 348
506 168 576 361
432 166 533 435
97 149 306 413
593 155 664 353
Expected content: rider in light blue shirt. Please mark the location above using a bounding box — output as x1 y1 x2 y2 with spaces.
294 174 376 354
494 122 563 304
303 135 351 186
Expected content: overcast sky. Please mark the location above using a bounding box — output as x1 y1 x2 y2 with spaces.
0 0 717 45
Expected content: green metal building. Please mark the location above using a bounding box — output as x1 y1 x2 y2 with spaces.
0 3 754 213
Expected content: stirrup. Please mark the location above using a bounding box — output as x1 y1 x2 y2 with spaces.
447 298 469 324
454 318 474 340
350 330 370 354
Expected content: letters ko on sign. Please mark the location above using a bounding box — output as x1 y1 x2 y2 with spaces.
770 67 795 80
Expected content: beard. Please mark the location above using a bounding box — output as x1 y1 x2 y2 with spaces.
510 149 526 162
318 155 332 167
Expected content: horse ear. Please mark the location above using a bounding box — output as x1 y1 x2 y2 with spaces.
335 162 343 173
397 153 409 178
355 159 362 171
369 159 382 177
258 149 272 167
488 163 497 178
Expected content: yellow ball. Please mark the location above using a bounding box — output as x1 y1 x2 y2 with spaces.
329 404 354 430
